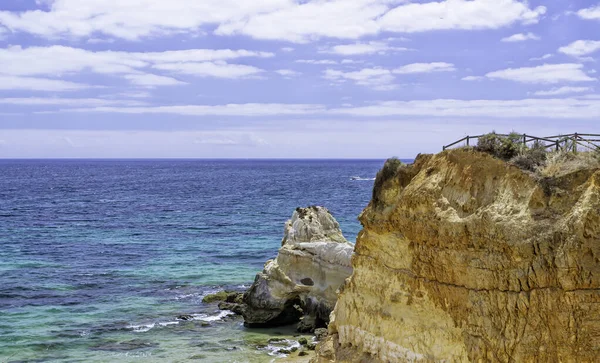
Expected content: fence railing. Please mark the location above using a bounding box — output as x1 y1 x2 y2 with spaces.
443 133 600 152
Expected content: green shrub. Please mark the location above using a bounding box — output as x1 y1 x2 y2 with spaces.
475 132 502 156
476 132 524 161
510 140 547 171
372 157 403 203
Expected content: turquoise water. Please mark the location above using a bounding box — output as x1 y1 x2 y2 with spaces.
0 159 393 362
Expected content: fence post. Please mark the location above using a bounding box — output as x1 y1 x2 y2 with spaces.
466 136 470 147
573 133 578 153
522 134 526 147
556 140 559 151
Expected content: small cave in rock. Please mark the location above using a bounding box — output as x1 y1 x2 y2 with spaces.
300 277 315 286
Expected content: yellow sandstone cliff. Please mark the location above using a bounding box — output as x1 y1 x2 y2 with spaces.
316 149 600 362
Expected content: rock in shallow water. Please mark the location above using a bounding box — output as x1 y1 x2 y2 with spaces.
242 206 354 328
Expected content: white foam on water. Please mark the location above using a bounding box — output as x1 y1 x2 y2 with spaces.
173 293 200 300
262 339 301 357
128 323 155 333
158 321 179 327
192 310 235 322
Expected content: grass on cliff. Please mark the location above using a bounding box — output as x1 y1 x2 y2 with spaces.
539 150 600 177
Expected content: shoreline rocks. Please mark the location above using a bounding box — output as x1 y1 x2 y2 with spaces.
241 206 354 330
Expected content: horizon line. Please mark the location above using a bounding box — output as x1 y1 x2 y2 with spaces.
0 157 414 161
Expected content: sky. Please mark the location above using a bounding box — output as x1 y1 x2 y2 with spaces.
0 0 599 158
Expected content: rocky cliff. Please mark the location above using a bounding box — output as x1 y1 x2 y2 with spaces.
316 149 600 362
243 206 353 331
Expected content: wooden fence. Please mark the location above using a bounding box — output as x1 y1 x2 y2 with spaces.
443 133 600 152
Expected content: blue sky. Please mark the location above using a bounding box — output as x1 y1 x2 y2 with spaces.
0 0 599 158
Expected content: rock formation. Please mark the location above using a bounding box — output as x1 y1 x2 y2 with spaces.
316 149 600 362
242 206 353 330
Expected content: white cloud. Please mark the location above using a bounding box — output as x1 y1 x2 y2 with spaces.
378 0 546 33
393 62 456 74
281 47 295 52
275 69 301 77
577 5 600 20
531 86 593 97
331 98 600 119
103 91 152 99
0 45 271 87
485 64 596 84
0 0 546 42
153 61 264 79
296 59 338 65
530 54 553 61
341 59 364 64
558 40 600 57
123 74 186 87
0 97 146 106
323 68 396 91
321 63 455 90
53 103 325 116
34 98 600 120
87 38 115 44
501 32 540 42
0 0 292 40
215 1 385 42
0 75 90 91
462 76 484 81
0 46 272 77
321 41 408 55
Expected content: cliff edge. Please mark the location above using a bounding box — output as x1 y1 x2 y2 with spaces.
243 206 353 331
316 149 600 362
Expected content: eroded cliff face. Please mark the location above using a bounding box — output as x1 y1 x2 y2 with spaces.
317 149 600 362
243 206 353 329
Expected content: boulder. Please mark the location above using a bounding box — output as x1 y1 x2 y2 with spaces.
242 206 353 328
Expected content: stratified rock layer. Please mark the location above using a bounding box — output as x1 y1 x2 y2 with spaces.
318 149 600 362
243 206 353 328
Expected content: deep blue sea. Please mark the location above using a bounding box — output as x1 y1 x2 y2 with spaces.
0 159 401 362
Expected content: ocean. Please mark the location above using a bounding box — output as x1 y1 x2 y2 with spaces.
0 159 398 362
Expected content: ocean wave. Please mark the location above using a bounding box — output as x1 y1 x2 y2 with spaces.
350 176 375 181
192 310 235 322
127 323 155 333
259 339 302 357
128 310 234 333
158 321 179 327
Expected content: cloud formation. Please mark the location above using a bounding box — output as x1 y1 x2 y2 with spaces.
393 62 456 74
559 40 600 57
0 0 547 42
577 5 600 21
485 64 596 84
321 41 409 55
501 32 540 42
531 86 593 97
0 45 272 89
27 97 600 120
323 68 396 91
0 75 90 91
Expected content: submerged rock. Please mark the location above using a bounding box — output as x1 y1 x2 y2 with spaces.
202 291 229 303
242 206 353 328
176 314 194 321
318 149 600 362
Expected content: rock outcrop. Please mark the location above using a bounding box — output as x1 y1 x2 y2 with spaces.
243 206 353 330
317 149 600 362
